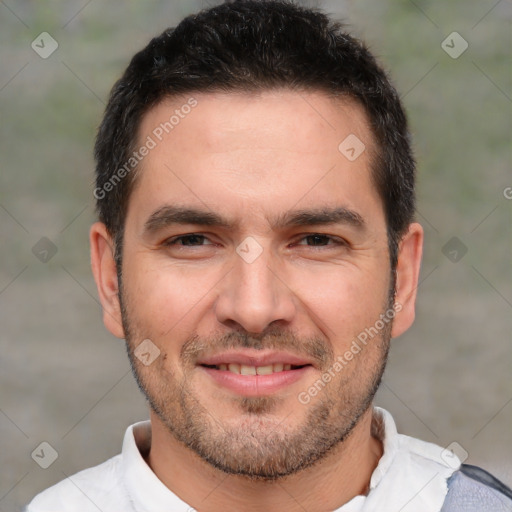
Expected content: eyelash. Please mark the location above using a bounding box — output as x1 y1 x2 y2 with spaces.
163 233 347 249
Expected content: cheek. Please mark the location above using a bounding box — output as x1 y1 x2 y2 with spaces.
123 240 390 358
289 263 389 349
123 256 220 340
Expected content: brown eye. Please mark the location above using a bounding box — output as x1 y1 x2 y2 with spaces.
164 234 212 246
295 234 346 247
304 234 331 246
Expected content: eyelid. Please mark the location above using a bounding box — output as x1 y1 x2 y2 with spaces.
163 233 214 246
162 232 349 249
293 233 348 247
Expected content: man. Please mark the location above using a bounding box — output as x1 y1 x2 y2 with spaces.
26 1 512 510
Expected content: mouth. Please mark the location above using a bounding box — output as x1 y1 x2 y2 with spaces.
196 351 315 396
200 362 310 375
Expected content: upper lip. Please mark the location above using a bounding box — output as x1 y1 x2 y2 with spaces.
196 350 315 368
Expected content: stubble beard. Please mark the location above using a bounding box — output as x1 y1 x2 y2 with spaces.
119 279 392 481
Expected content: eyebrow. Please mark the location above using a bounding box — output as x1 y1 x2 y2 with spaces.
143 205 366 235
273 207 365 230
144 206 235 234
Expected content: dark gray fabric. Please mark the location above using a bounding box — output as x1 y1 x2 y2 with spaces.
441 464 512 511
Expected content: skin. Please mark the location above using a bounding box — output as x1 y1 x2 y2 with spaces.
90 89 423 511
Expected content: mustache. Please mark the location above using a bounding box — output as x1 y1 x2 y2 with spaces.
181 329 334 369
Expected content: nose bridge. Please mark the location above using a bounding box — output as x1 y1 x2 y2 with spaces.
215 241 295 333
237 247 277 300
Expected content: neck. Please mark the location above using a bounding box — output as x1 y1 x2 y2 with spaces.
145 407 382 512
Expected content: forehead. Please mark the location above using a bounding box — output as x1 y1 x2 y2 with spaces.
130 89 382 226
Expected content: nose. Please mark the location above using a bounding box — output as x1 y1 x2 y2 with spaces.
214 245 296 334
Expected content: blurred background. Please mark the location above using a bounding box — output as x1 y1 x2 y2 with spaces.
1 0 511 509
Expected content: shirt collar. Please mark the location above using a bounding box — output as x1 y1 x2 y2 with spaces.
122 420 192 511
356 407 460 512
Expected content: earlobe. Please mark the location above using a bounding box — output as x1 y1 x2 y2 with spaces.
391 222 423 339
89 222 125 339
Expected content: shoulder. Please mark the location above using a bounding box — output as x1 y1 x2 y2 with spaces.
441 464 512 511
24 454 129 512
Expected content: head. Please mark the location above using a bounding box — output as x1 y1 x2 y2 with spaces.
90 0 423 480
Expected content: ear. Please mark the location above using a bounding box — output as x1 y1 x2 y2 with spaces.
90 222 125 339
391 222 423 338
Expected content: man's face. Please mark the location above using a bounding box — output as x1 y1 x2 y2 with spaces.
118 90 394 478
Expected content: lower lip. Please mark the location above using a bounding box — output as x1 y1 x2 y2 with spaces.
200 366 312 396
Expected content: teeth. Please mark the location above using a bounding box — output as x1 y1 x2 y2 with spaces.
228 363 240 374
240 364 257 375
256 365 273 375
217 363 299 375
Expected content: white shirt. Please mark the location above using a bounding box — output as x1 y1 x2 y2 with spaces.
25 407 461 512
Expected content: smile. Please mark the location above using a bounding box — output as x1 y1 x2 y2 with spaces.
201 363 309 375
